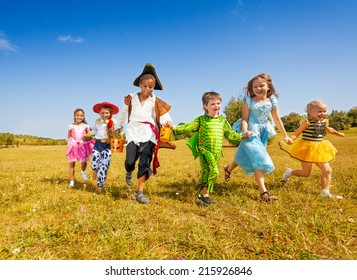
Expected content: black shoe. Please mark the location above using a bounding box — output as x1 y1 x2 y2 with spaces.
199 195 211 204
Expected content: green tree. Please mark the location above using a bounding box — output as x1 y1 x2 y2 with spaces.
347 106 357 127
0 133 15 146
281 112 302 132
223 96 244 125
328 111 351 130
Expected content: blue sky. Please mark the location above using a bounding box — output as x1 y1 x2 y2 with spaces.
1 0 356 139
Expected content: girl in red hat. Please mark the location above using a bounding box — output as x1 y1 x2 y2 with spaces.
91 102 119 192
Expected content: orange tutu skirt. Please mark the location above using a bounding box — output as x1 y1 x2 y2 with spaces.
279 138 337 163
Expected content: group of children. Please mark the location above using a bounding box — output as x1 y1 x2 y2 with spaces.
66 64 345 205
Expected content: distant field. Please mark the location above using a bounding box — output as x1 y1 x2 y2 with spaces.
0 128 356 260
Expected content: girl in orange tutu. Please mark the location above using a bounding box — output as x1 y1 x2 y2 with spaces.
279 100 345 199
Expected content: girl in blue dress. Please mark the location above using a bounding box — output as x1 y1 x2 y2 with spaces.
224 73 293 203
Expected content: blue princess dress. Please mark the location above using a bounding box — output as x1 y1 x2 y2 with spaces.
232 95 277 175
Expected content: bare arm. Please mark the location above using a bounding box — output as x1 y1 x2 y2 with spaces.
271 106 293 143
289 120 309 141
241 101 252 138
325 126 345 137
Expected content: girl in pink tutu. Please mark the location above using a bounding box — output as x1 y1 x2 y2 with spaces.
66 108 95 188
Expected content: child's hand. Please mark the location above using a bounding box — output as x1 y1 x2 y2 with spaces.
284 136 294 144
83 133 93 142
242 131 253 139
113 128 122 135
338 132 345 137
162 121 174 129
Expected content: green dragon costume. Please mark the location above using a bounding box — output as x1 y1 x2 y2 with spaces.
174 115 242 192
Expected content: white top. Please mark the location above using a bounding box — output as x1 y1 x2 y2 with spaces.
117 92 172 145
91 118 117 140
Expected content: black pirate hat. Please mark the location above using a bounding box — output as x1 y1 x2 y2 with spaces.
133 63 163 90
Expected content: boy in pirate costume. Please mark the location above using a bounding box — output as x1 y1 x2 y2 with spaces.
174 91 242 205
117 63 175 204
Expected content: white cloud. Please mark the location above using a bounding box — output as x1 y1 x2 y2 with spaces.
230 0 247 23
57 35 84 43
0 31 18 54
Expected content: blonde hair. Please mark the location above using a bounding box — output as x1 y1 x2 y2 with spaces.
306 100 327 116
245 73 277 98
307 100 326 110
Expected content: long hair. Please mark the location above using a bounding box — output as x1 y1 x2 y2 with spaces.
73 108 88 124
245 73 278 98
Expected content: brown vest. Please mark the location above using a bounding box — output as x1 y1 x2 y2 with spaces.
124 93 171 128
123 93 176 150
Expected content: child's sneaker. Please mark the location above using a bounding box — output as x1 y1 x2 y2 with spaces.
126 172 133 187
282 168 292 182
199 195 212 205
81 171 88 181
321 189 343 199
135 191 150 204
69 180 74 188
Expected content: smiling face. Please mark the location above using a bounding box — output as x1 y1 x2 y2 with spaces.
74 110 85 124
308 104 327 122
204 97 221 118
139 77 156 99
99 107 112 121
252 77 269 100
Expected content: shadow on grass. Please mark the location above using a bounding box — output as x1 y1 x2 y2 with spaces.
41 176 134 200
155 180 263 204
156 179 198 203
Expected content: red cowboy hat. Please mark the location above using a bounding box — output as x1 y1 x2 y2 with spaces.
93 102 119 115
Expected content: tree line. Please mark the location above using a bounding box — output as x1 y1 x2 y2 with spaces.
1 100 356 147
0 133 66 147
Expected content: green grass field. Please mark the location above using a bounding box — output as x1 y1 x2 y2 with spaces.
0 129 356 260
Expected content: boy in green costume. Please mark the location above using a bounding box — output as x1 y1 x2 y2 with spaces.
174 91 242 205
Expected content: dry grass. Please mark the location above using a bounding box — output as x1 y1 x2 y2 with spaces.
0 129 356 260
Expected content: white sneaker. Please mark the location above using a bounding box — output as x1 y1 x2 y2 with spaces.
81 171 88 181
321 190 343 199
69 181 74 188
282 168 292 182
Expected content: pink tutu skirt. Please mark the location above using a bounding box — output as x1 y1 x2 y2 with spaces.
66 139 95 162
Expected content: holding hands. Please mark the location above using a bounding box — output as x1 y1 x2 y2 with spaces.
242 131 253 139
284 136 294 144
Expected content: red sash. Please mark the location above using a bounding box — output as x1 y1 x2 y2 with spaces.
141 122 160 175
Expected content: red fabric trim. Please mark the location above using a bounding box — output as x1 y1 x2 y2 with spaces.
141 122 160 175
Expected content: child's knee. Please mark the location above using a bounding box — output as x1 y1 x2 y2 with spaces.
322 166 332 176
